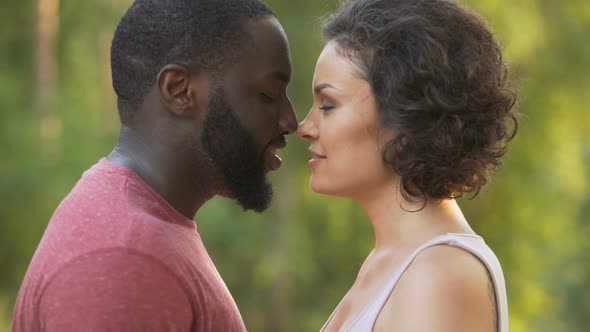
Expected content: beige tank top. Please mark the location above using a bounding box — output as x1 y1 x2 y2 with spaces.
319 233 509 332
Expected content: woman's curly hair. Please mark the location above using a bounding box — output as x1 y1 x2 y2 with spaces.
324 0 518 202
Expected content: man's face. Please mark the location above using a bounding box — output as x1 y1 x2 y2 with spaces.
201 16 297 212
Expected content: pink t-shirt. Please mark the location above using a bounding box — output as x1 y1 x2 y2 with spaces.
13 159 247 332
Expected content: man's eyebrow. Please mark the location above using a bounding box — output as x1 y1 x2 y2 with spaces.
314 83 340 94
272 71 291 84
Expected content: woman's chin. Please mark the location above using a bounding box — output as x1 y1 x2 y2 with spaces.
310 178 341 197
309 177 326 194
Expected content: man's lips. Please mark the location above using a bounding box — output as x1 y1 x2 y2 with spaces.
265 138 288 171
270 141 287 151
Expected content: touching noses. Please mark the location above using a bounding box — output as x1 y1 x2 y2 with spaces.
297 110 318 142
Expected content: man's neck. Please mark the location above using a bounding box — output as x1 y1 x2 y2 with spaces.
108 126 215 220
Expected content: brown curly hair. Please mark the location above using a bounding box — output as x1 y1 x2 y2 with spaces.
323 0 518 202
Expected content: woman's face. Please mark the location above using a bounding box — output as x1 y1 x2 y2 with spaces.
298 42 395 198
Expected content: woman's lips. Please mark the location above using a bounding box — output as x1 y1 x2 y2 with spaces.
307 148 326 169
308 158 323 169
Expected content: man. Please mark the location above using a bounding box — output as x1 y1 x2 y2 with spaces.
13 0 297 330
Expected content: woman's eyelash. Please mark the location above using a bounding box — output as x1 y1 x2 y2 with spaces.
319 105 335 111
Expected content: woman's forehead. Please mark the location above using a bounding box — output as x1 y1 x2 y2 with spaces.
314 43 370 97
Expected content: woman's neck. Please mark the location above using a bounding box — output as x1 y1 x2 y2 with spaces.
355 182 474 253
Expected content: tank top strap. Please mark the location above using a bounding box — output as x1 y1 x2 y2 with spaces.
348 233 508 332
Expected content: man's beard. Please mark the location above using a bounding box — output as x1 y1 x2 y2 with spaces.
201 85 273 212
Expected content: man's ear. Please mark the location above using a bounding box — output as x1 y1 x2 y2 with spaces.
157 64 208 118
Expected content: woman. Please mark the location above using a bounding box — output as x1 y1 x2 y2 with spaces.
297 0 517 331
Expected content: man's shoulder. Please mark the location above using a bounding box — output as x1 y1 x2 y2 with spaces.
52 160 130 224
49 247 182 283
33 248 195 331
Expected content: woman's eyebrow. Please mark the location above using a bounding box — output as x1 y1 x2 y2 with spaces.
314 83 341 94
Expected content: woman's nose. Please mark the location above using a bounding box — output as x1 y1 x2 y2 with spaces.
297 110 319 142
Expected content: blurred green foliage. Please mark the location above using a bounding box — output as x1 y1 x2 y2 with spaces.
1 0 589 331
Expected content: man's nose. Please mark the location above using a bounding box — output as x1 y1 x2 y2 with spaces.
279 99 298 135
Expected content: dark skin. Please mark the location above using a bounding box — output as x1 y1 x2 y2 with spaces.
108 16 297 219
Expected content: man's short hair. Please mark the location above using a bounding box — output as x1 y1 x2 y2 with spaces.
111 0 274 124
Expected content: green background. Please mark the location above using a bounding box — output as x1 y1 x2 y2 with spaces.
1 0 589 331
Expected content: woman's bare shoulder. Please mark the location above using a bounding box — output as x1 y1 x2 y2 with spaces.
374 245 496 332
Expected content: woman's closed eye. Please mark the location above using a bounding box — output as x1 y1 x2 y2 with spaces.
318 97 336 112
